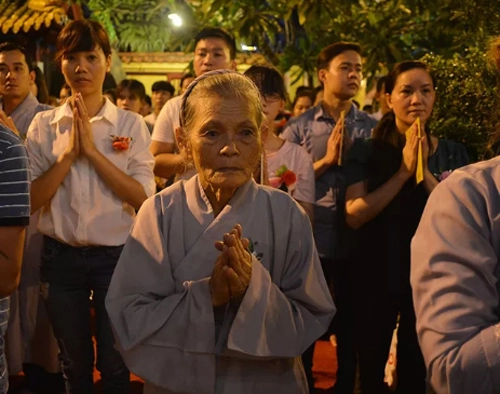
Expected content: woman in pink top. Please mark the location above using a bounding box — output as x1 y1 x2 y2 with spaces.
244 65 315 222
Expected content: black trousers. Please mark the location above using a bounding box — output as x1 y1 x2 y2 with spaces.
302 258 357 394
352 287 426 394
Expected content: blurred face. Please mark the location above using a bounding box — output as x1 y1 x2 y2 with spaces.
293 96 313 117
139 100 152 116
0 50 34 100
193 38 236 77
117 87 142 113
61 46 110 96
152 89 172 111
375 84 390 115
59 87 70 105
181 95 261 192
387 68 435 131
180 77 195 94
319 50 362 101
260 95 284 126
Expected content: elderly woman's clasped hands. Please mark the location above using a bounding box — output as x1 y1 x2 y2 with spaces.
210 224 253 307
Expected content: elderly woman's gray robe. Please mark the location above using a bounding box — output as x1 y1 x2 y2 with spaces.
411 157 500 394
106 176 335 394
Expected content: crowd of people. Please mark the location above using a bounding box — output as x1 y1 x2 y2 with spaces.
0 16 499 394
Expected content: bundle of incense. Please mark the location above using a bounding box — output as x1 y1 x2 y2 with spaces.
260 153 264 185
337 110 346 166
405 117 424 184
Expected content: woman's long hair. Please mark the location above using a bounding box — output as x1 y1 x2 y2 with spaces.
372 61 435 151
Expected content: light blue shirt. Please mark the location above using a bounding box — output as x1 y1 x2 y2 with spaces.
282 103 377 259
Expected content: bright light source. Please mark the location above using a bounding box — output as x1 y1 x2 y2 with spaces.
241 44 257 51
168 13 182 27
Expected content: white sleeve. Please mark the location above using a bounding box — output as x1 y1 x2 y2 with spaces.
151 96 181 144
25 113 45 181
128 116 155 197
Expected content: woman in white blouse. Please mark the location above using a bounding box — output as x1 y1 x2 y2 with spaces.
26 20 155 393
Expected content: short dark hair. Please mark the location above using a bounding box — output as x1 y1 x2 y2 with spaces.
0 42 32 70
143 94 152 106
104 88 117 104
152 80 175 96
292 88 314 108
55 20 111 66
317 42 362 71
117 79 146 100
195 27 237 60
376 76 387 93
243 65 286 101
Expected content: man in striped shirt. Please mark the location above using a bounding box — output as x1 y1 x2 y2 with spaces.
0 124 30 394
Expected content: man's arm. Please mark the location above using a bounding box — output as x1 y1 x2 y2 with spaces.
0 129 30 296
0 226 25 297
150 140 186 179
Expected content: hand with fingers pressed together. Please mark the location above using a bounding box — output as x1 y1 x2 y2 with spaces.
323 121 343 166
209 223 252 306
399 123 419 179
74 93 97 157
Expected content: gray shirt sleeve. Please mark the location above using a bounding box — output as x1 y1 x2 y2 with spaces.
411 169 500 394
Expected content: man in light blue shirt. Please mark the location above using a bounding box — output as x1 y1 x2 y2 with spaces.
283 41 376 394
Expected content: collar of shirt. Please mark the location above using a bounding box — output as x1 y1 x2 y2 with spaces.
314 101 365 124
50 97 118 127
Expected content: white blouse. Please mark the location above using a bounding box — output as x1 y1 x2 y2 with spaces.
26 99 155 247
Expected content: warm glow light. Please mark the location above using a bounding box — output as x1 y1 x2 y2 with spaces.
168 13 182 27
241 44 257 52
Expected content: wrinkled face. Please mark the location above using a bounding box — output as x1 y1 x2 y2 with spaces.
152 89 172 110
117 87 142 113
182 95 262 191
293 96 313 117
319 50 362 101
260 95 284 125
61 46 110 96
387 68 435 130
193 38 235 77
0 50 33 100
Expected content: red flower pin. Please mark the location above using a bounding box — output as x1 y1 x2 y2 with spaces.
276 165 297 187
110 135 132 151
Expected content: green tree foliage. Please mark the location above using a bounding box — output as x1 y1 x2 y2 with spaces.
422 48 500 161
85 0 177 52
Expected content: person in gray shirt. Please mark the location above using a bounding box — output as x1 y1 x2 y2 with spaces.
411 37 500 394
282 41 376 393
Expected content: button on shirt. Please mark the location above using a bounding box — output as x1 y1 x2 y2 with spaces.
282 103 377 259
26 99 155 247
0 93 52 139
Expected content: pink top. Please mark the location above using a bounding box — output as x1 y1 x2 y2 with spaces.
266 140 315 204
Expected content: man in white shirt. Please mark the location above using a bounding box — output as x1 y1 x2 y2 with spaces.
150 27 237 181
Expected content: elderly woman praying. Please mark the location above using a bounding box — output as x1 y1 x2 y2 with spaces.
105 70 335 394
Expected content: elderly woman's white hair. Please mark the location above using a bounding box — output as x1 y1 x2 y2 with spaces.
178 69 264 134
